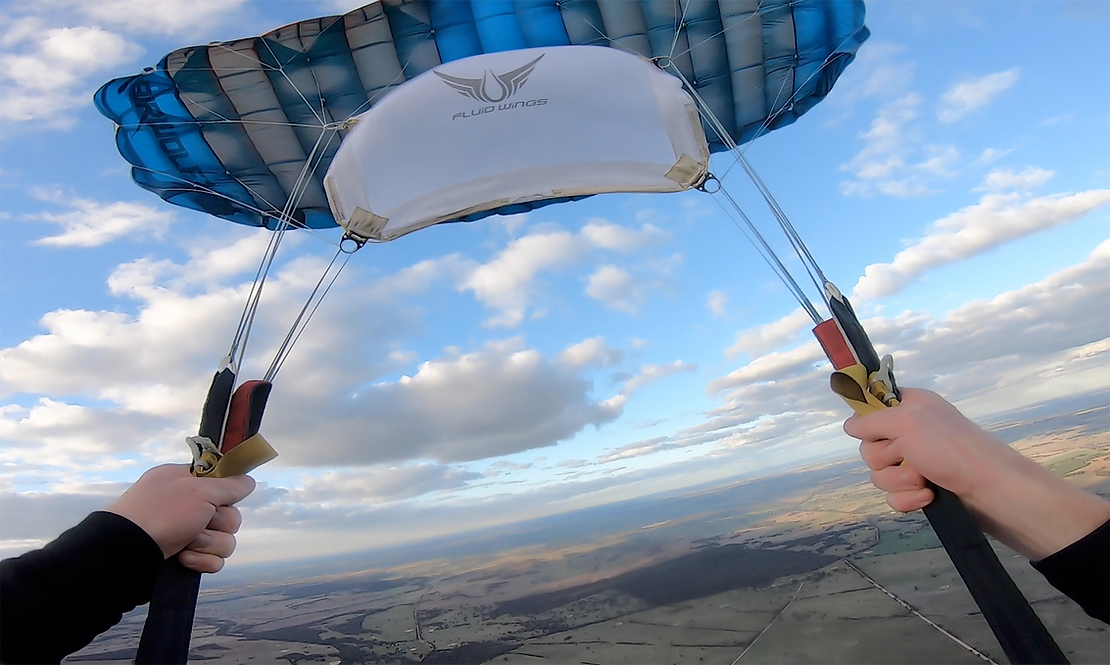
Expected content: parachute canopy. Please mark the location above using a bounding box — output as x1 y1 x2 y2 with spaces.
94 0 869 231
326 45 709 242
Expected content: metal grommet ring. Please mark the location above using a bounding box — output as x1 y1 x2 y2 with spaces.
697 174 721 194
340 233 367 254
653 55 674 71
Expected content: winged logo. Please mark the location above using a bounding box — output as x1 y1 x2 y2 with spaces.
434 54 544 104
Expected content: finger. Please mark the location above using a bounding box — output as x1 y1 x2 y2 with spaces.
178 549 226 574
207 505 243 534
844 408 904 442
197 475 256 507
869 466 927 493
887 487 934 513
186 529 237 558
858 438 902 471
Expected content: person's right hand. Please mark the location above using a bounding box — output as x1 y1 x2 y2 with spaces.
844 388 1009 511
844 388 1110 560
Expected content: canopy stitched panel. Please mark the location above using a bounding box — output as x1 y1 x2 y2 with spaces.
94 0 869 230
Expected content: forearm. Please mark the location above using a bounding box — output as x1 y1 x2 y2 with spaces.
964 446 1110 561
0 512 163 664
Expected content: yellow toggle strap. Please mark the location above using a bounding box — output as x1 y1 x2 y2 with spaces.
194 433 278 478
830 363 900 416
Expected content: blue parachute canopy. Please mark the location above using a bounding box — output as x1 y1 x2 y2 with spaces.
94 0 869 231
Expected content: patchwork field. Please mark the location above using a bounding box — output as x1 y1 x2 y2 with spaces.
67 425 1109 664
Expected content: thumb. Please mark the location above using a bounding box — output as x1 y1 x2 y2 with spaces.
197 475 256 507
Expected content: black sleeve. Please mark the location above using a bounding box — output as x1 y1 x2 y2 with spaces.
1030 519 1109 624
0 511 164 664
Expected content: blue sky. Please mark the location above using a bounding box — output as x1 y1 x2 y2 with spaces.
1 1 1107 565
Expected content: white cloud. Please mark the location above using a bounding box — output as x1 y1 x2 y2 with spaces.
484 460 533 477
976 148 1013 165
0 25 142 126
0 0 251 127
845 93 920 180
271 338 624 466
30 0 249 36
462 222 664 326
32 197 174 246
696 241 1110 458
461 230 579 327
559 337 624 368
0 399 171 468
853 188 1110 299
917 145 960 177
938 68 1020 123
1039 114 1073 127
709 342 826 394
326 0 374 14
0 260 252 415
838 43 915 100
839 94 954 198
726 308 812 358
296 464 482 504
580 221 663 250
620 361 696 397
891 240 1110 380
976 167 1054 192
706 290 727 317
585 265 643 313
0 236 632 470
597 436 671 464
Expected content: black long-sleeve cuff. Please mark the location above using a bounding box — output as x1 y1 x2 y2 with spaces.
1031 519 1110 624
1 511 163 664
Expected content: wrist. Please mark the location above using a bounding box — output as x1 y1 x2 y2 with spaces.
962 449 1110 560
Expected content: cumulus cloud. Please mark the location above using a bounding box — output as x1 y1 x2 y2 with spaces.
838 93 962 198
327 0 375 14
32 197 174 246
820 42 915 123
0 260 253 416
26 0 249 36
484 460 533 477
620 361 696 397
976 148 1012 165
835 58 1024 198
0 398 168 465
559 337 624 368
0 0 250 127
0 24 142 125
585 265 643 313
461 221 664 326
938 68 1020 123
706 290 727 317
891 240 1110 378
0 238 428 466
709 342 826 394
841 93 920 187
0 489 119 542
295 464 482 504
726 308 812 358
692 241 1110 459
852 188 1110 299
975 167 1054 192
1 222 656 472
271 338 624 466
598 436 671 464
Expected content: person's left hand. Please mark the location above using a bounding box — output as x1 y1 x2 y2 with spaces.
105 464 255 573
176 504 243 573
